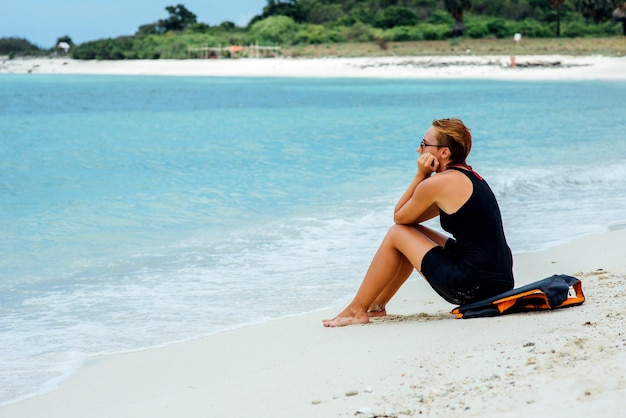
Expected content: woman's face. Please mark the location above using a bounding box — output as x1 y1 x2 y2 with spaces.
417 126 443 155
418 126 449 172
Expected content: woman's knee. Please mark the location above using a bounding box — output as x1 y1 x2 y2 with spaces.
384 224 426 245
383 224 438 268
386 224 440 249
384 224 412 240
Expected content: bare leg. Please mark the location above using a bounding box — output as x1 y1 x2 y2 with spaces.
323 224 445 327
414 224 449 247
367 225 449 316
366 256 414 317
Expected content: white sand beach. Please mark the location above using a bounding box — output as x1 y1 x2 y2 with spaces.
1 55 625 80
1 228 625 418
2 56 625 417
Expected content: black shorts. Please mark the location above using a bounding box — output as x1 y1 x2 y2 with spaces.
421 239 512 305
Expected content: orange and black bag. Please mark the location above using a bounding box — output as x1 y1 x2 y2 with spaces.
451 274 585 319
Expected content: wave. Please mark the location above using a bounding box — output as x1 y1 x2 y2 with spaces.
486 160 626 198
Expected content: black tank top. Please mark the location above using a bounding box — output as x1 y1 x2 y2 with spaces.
439 166 514 284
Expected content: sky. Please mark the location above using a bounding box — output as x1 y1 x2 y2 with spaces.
2 1 269 48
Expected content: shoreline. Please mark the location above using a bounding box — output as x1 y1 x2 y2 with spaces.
0 227 622 409
1 55 626 80
2 228 626 417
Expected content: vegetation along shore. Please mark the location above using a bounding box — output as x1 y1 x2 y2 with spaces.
1 1 625 60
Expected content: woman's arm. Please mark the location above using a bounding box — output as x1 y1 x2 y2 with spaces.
394 153 440 225
411 202 440 224
393 173 429 214
394 179 440 225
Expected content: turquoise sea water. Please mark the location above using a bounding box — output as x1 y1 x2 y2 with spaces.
1 74 626 405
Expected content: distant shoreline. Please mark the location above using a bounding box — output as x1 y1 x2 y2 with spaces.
2 55 625 80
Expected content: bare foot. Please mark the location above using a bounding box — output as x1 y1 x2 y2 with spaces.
367 303 387 317
322 315 369 327
322 305 369 327
367 308 387 318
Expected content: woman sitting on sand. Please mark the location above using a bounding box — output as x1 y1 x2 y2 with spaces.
323 117 514 327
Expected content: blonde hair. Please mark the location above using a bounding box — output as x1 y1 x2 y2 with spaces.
432 117 472 166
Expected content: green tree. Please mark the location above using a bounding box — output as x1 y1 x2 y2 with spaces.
375 6 419 28
345 21 376 41
306 3 345 24
219 21 237 31
187 22 211 33
578 0 620 23
56 35 73 46
137 23 161 36
261 0 306 22
426 10 454 25
444 0 472 35
551 0 565 36
159 4 198 32
0 37 42 55
613 3 626 35
486 17 511 38
249 15 299 44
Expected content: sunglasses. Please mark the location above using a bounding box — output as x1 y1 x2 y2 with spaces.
420 139 446 148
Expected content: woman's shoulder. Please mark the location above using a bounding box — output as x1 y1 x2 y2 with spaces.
441 168 474 190
449 164 484 181
428 168 474 213
426 168 472 193
435 168 469 181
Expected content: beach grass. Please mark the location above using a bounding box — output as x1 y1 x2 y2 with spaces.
284 37 626 58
